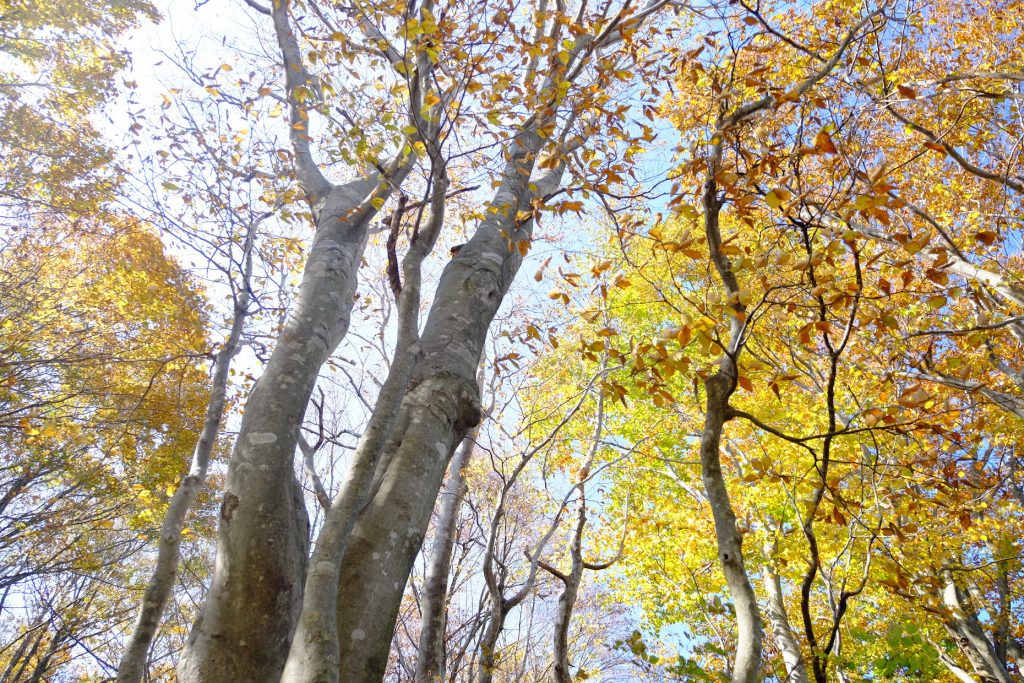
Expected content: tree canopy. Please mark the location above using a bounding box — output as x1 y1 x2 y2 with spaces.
0 0 1022 681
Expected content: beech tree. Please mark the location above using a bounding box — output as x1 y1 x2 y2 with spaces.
529 0 1023 680
0 219 212 680
170 0 674 680
8 0 1024 680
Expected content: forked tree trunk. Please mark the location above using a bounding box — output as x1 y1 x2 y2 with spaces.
281 168 449 683
331 133 565 681
177 179 389 683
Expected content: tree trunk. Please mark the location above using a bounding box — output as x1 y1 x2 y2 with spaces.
763 549 809 683
700 372 763 683
280 167 448 683
331 135 565 681
117 240 252 683
551 509 586 683
177 181 383 683
548 403 616 683
940 570 1013 683
477 599 507 683
695 152 763 683
415 431 477 683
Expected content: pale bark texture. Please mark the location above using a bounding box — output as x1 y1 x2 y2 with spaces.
546 490 622 683
183 2 662 678
332 142 566 680
279 4 447 670
116 231 254 683
763 550 810 683
687 23 873 682
542 394 621 683
940 570 1014 683
697 147 763 683
477 597 510 683
280 167 449 683
325 3 671 669
177 1 418 678
699 369 763 683
551 538 584 683
414 430 477 683
176 175 393 682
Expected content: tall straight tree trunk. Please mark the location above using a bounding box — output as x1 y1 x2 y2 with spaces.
177 179 389 683
763 546 809 683
117 242 252 683
415 430 477 683
330 130 565 681
695 152 763 683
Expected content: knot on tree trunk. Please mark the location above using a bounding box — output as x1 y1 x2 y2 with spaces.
454 377 483 433
220 492 240 522
704 371 735 408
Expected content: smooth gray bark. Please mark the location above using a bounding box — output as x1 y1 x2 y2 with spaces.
330 130 565 680
297 431 332 513
414 431 477 683
176 181 383 683
323 9 672 672
550 535 583 683
117 246 251 683
476 596 510 683
685 23 873 682
177 1 418 677
544 393 622 683
273 0 445 673
699 370 763 683
763 548 809 683
696 144 763 683
280 167 449 683
940 570 1014 683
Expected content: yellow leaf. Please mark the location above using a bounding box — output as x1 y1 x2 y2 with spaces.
765 188 791 209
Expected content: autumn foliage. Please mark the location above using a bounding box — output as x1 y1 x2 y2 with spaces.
0 0 1022 681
